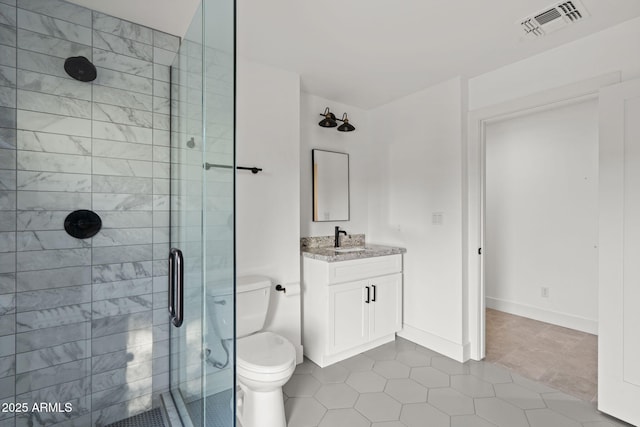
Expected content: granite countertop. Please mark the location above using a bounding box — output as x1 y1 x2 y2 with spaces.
301 243 406 262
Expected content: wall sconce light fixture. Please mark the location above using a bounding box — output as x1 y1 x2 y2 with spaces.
318 107 355 132
318 107 337 128
337 113 355 132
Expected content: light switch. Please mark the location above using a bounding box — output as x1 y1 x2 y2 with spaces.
432 212 444 225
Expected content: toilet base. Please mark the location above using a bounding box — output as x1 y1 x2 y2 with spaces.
237 384 286 427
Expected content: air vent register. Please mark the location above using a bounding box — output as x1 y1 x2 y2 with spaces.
520 0 589 38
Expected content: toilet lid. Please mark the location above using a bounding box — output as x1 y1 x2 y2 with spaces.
237 331 295 374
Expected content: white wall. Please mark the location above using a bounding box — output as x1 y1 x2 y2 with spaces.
485 99 599 333
464 16 640 356
233 14 640 365
300 93 370 238
469 17 640 110
368 78 467 360
236 59 303 360
360 17 640 362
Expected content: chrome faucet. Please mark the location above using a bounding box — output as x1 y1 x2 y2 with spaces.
334 226 347 247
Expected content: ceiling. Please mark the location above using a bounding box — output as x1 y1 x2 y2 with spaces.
69 0 640 109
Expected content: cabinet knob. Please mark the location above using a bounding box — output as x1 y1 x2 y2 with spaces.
371 284 376 302
365 286 370 303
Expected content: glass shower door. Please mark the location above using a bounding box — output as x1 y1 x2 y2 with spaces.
168 0 235 425
168 2 207 423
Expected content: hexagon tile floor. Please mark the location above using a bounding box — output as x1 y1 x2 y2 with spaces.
283 338 633 427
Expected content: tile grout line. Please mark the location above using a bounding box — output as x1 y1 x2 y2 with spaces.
151 26 157 405
0 5 169 425
12 4 17 421
15 88 147 118
16 4 92 34
89 12 94 423
16 48 156 95
5 3 18 424
14 10 174 54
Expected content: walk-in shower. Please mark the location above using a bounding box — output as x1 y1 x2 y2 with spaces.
0 0 234 425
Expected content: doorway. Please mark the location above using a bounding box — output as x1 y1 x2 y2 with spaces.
482 98 599 401
468 74 640 426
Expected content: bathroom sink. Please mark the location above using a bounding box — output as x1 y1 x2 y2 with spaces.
333 247 369 253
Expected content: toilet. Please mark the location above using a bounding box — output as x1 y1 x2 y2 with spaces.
208 275 296 427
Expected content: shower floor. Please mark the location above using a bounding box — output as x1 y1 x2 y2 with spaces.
186 389 234 427
104 389 233 426
105 408 166 427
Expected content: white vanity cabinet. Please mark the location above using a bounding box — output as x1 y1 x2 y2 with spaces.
302 254 403 367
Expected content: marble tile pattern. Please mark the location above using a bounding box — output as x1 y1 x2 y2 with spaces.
0 2 17 426
301 243 407 263
301 233 366 249
0 0 180 426
284 337 632 427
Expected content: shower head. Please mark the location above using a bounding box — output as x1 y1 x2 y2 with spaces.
64 56 97 82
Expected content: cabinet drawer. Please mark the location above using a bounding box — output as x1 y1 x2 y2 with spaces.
328 254 402 284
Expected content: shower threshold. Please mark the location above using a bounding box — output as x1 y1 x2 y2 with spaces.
159 389 234 427
104 408 166 427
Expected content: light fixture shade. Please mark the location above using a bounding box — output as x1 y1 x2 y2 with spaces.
319 107 337 127
337 113 355 132
319 117 337 127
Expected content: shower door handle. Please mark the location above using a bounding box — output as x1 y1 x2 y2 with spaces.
173 248 184 327
168 248 184 327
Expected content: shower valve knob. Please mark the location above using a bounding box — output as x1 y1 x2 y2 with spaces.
64 210 102 239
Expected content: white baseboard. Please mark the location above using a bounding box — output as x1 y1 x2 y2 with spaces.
295 344 304 364
398 324 468 362
315 334 395 368
462 341 471 361
486 297 598 335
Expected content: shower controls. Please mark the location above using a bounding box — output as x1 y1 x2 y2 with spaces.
64 56 97 82
64 210 102 239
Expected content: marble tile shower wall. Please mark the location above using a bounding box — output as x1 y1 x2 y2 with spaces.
0 0 179 425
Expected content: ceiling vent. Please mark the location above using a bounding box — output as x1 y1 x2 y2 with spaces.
520 0 589 38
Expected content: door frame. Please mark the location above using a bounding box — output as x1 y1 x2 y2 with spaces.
466 72 621 360
597 78 640 424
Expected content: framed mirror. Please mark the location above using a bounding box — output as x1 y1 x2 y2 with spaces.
312 149 350 222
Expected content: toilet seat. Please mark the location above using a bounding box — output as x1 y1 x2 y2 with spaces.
237 331 296 376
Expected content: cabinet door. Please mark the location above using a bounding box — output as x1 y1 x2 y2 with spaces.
369 273 402 340
328 280 369 355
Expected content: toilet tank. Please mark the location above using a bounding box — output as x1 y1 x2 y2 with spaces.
236 275 272 337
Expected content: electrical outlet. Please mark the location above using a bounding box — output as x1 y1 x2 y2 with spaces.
541 287 549 298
